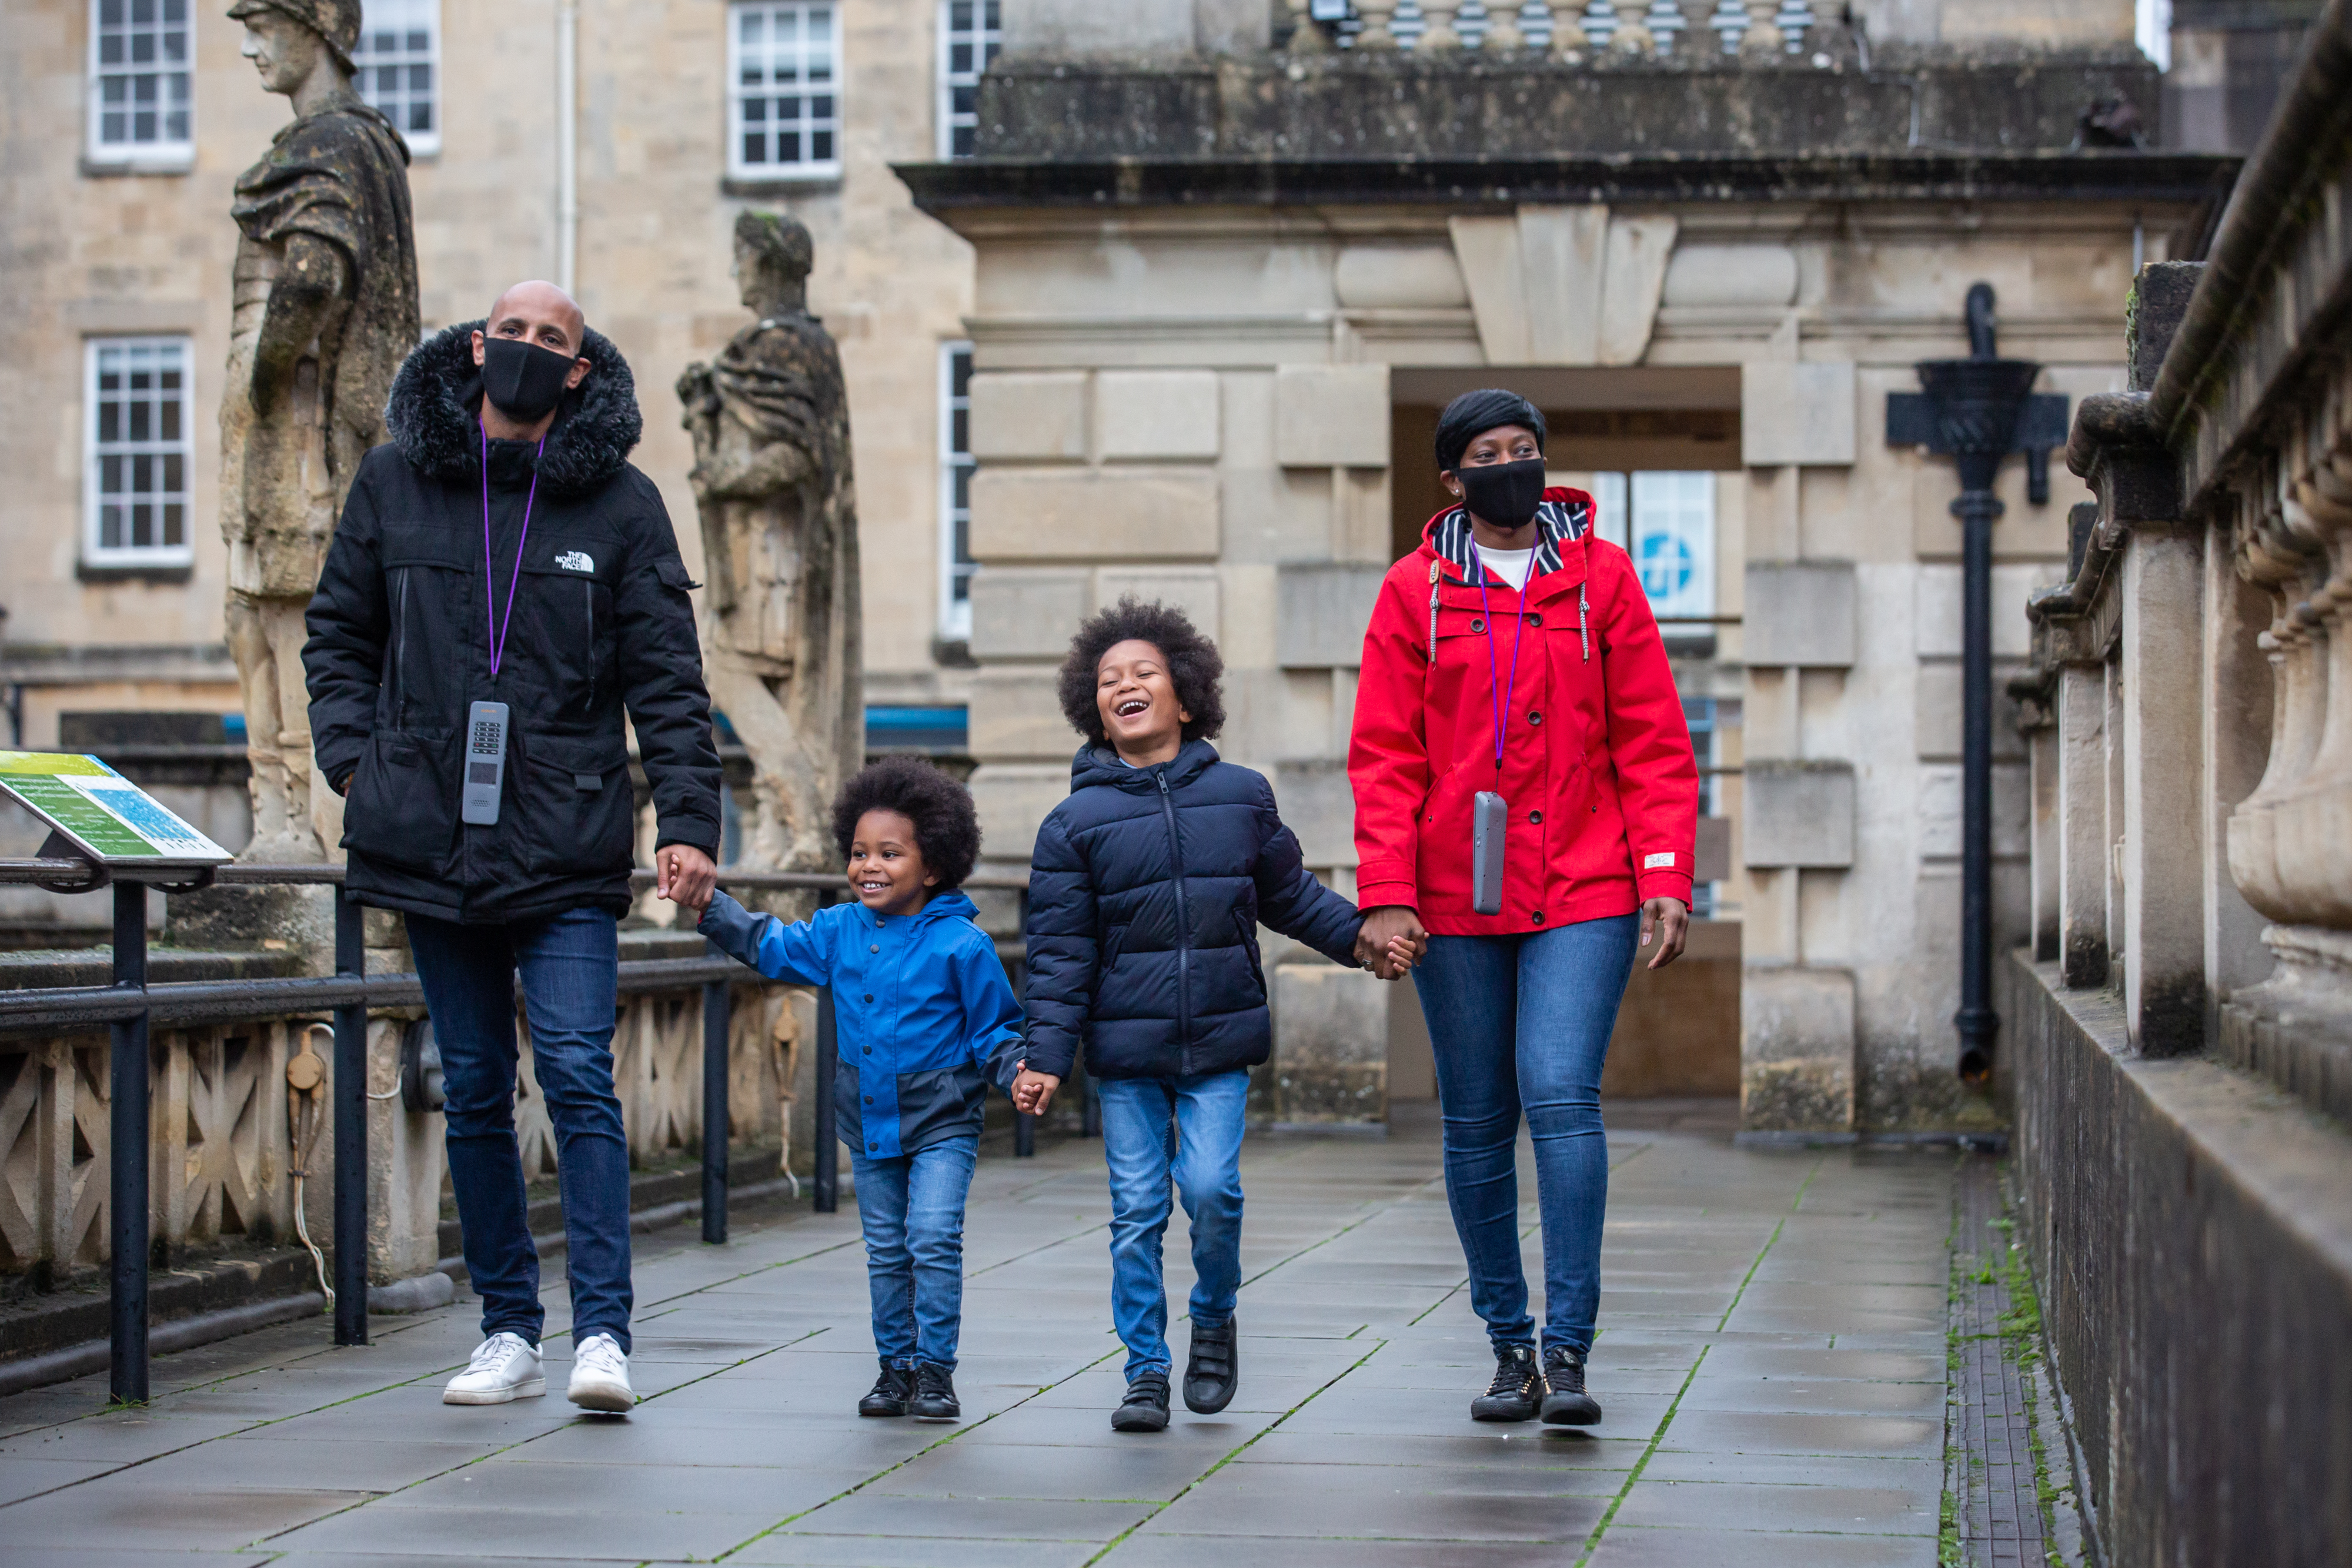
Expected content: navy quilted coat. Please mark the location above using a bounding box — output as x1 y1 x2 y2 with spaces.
1022 740 1366 1082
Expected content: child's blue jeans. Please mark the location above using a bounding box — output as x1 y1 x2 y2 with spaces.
1096 1069 1249 1380
849 1134 978 1369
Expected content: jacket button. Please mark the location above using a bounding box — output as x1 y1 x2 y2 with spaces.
868 1144 877 1151
1528 711 1542 725
1532 911 1546 924
1529 811 1543 825
1469 618 1485 633
864 1096 873 1104
862 1046 871 1054
1527 613 1542 627
864 994 874 1002
870 944 880 952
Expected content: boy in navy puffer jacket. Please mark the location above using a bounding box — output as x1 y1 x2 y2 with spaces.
690 758 1024 1425
1013 599 1421 1432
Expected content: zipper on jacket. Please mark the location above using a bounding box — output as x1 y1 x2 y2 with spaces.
393 573 410 729
583 577 596 711
1157 768 1194 1072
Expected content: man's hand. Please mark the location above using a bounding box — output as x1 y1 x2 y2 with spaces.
1640 896 1690 970
1357 905 1428 979
657 844 718 914
1011 1068 1061 1117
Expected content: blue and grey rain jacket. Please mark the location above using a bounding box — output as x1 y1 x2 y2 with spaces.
699 888 1025 1159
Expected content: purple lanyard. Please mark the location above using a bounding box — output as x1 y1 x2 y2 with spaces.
1468 544 1526 776
480 424 545 679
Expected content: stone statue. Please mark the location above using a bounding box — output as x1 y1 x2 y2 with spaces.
677 212 864 897
221 0 419 862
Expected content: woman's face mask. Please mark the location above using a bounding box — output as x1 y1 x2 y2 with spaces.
480 335 578 423
1454 457 1547 530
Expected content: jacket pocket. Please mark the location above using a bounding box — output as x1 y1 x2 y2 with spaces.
514 731 635 880
1232 909 1267 1001
342 728 460 876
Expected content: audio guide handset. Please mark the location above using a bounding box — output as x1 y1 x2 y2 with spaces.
1471 790 1507 916
463 701 509 825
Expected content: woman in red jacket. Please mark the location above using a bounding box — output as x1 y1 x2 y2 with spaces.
1351 389 1698 1427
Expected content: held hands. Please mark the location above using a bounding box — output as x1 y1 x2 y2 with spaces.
1011 1066 1061 1117
1356 905 1429 980
657 844 719 914
1640 896 1690 970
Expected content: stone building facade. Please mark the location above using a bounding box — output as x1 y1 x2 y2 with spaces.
0 0 993 900
901 0 2233 1130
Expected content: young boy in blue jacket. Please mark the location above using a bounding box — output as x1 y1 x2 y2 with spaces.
1012 599 1419 1432
689 758 1023 1423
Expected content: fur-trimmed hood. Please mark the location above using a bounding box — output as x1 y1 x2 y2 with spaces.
383 319 643 499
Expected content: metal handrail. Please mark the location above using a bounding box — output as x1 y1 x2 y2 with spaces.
0 854 1035 1403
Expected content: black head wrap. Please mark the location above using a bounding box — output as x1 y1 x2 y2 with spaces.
1434 389 1546 473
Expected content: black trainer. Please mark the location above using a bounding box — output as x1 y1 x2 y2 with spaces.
1539 1346 1602 1425
1183 1316 1238 1415
910 1363 960 1422
858 1361 911 1417
1112 1370 1172 1432
1469 1343 1543 1422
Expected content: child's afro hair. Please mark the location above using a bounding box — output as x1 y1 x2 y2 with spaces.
829 757 983 891
1056 596 1227 748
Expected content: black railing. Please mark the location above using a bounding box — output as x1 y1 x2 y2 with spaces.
0 858 1035 1402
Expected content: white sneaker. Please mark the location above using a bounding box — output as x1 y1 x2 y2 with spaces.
443 1332 544 1405
567 1332 636 1413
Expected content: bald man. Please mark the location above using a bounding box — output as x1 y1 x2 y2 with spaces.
304 285 722 1414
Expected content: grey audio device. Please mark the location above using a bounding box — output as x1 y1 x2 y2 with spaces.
1471 790 1507 916
462 701 510 826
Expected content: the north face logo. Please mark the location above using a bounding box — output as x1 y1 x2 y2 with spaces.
556 550 595 574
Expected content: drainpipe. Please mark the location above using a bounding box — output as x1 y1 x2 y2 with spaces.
556 0 579 293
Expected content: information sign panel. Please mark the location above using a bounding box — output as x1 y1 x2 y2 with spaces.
0 752 232 868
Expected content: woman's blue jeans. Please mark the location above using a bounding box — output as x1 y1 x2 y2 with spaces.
848 1135 978 1369
1096 1070 1249 1380
406 907 632 1353
1412 913 1639 1358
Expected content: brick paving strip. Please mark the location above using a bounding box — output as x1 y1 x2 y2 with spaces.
0 1109 1963 1566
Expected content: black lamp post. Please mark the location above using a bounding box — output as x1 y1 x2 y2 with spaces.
1887 284 2068 1084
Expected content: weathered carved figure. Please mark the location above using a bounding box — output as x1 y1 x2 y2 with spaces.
222 0 419 862
677 212 863 892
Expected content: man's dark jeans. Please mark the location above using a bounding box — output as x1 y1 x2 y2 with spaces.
407 907 632 1353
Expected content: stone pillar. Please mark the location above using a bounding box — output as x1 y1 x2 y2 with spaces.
2117 526 2208 1054
2054 661 2109 987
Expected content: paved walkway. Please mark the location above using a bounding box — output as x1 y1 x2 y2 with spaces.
0 1109 1953 1566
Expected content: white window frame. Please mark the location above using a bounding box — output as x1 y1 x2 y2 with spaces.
726 1 843 183
936 0 1000 161
83 336 196 569
937 342 975 643
350 0 440 158
86 0 195 169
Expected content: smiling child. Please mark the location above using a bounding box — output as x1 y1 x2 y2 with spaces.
686 758 1024 1423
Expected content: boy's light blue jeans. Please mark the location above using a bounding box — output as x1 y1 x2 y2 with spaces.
1096 1069 1249 1380
1412 912 1640 1359
848 1134 979 1369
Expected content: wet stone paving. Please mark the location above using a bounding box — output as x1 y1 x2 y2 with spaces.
0 1106 1965 1566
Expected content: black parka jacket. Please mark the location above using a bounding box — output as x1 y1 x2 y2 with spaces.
1021 740 1366 1082
303 322 721 924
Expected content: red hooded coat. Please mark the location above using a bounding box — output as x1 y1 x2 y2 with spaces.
1348 487 1699 935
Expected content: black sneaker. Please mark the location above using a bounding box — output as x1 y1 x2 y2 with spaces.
910 1363 960 1422
1540 1345 1602 1425
1112 1370 1172 1432
1183 1316 1238 1415
858 1361 912 1417
1469 1343 1542 1422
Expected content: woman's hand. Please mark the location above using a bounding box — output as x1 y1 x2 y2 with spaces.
1639 897 1689 969
1357 905 1428 979
1011 1068 1061 1116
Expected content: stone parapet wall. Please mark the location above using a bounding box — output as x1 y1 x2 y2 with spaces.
2002 951 2352 1567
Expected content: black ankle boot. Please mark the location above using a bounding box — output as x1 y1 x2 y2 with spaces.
1183 1316 1238 1415
1470 1343 1542 1422
858 1361 912 1417
1112 1370 1171 1432
910 1363 960 1421
1540 1345 1602 1425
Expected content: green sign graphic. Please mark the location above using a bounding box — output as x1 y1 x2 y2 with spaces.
0 751 232 867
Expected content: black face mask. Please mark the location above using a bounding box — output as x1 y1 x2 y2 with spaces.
1454 457 1546 530
480 335 578 423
